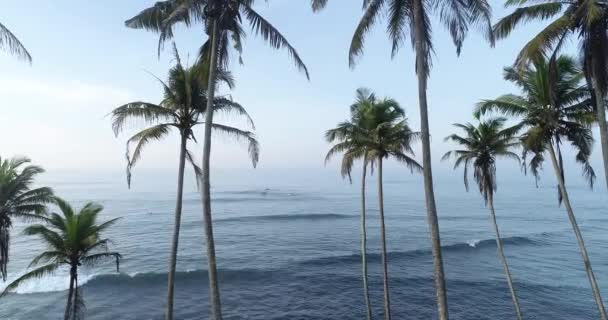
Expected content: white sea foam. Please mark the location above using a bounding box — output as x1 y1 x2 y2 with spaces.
1 269 110 295
466 239 481 248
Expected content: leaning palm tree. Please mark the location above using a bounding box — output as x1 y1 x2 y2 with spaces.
310 1 493 317
442 117 523 320
0 22 31 62
476 55 607 319
492 0 608 191
0 197 121 320
324 88 378 320
126 3 307 318
110 45 258 320
0 156 54 281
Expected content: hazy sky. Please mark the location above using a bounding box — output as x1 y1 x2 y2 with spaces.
0 1 600 181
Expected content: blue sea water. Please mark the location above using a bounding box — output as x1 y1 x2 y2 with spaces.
1 167 607 319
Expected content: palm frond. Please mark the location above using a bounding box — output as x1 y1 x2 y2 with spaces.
241 4 310 79
0 22 31 63
211 123 260 168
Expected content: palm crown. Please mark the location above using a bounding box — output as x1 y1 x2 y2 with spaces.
125 0 309 79
312 0 493 71
475 55 595 193
1 197 121 297
325 88 422 177
443 117 521 202
110 46 259 186
0 156 54 281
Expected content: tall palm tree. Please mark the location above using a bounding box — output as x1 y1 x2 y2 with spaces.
324 88 378 320
442 117 523 320
0 156 54 281
492 0 608 191
327 88 421 320
475 55 607 319
367 95 422 320
126 3 308 318
310 1 493 317
0 22 31 62
0 197 121 320
110 45 258 320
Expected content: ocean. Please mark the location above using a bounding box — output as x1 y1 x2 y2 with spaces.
1 167 607 319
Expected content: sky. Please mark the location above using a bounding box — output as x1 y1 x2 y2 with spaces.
0 0 602 184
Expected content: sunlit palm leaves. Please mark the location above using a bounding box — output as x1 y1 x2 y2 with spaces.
0 156 53 281
0 197 121 320
110 46 259 187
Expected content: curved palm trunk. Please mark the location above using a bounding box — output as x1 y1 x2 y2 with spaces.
200 17 223 320
412 1 449 318
64 269 75 320
487 191 523 320
591 81 608 191
166 133 188 320
377 158 391 320
361 159 372 320
547 142 607 320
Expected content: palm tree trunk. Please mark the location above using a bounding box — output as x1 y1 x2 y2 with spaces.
200 17 223 320
64 269 75 320
487 190 523 320
591 80 608 191
547 142 607 320
412 0 449 318
72 269 79 319
166 133 188 320
361 158 372 320
377 157 391 320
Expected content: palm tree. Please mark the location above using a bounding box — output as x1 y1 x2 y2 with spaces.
310 1 493 317
126 3 308 318
492 0 608 191
0 22 31 62
0 197 121 320
475 55 607 319
0 156 54 281
327 88 421 320
324 88 378 320
442 117 523 320
110 45 258 320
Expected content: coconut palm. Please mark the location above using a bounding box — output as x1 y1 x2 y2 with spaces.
126 3 307 318
324 89 378 320
442 117 523 320
310 1 493 317
0 197 121 320
475 55 606 319
110 45 258 320
0 156 54 281
492 0 608 191
0 22 31 62
327 88 421 320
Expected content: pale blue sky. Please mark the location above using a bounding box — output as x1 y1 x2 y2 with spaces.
0 1 599 183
